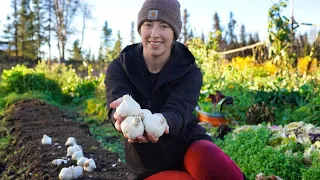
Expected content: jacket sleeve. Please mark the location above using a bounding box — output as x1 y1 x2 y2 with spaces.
105 59 133 126
161 65 202 135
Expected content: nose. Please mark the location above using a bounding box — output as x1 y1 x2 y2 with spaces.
150 26 159 38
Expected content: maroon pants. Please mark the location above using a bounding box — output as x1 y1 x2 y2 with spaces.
146 140 244 180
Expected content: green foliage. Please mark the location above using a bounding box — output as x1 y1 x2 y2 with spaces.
301 158 320 180
216 127 304 179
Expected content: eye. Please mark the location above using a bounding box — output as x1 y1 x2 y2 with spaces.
160 24 169 29
144 22 153 27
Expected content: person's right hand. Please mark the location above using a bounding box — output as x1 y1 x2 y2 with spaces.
110 97 124 132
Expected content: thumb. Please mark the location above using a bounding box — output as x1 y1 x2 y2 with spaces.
110 97 123 108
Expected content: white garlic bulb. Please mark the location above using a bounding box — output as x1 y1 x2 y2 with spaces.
140 109 152 119
71 166 83 179
65 137 77 146
121 116 144 139
52 159 68 166
84 158 97 172
41 134 52 145
143 114 166 138
77 157 88 166
59 167 73 180
72 150 84 161
116 94 142 117
66 145 82 157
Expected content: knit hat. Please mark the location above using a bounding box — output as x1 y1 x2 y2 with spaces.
137 0 182 40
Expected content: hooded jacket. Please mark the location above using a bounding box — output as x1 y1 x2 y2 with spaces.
105 42 210 179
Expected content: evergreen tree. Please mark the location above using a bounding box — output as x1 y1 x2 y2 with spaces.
130 21 135 44
69 39 82 60
181 9 193 44
239 24 246 47
102 21 113 47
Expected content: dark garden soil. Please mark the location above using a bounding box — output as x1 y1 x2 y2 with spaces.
0 99 127 180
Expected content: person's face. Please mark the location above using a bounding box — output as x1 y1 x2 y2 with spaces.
140 21 174 60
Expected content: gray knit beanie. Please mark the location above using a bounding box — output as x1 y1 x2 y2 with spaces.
137 0 182 40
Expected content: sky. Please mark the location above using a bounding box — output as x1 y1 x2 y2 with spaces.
0 0 320 59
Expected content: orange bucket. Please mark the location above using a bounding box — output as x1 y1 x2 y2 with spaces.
197 110 228 126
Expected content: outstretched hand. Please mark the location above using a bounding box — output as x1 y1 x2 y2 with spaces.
110 97 124 132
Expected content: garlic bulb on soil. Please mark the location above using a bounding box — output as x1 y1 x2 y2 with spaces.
116 95 141 117
65 137 77 146
41 134 52 145
143 114 166 138
121 116 144 139
59 166 83 180
66 144 82 157
77 157 88 166
72 150 84 161
84 158 97 172
52 159 68 166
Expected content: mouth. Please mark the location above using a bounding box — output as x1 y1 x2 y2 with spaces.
149 41 162 47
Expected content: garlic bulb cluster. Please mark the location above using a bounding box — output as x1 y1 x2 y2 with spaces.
141 109 152 118
72 150 84 161
65 137 77 146
116 94 142 117
59 166 83 180
84 158 97 172
41 134 52 145
143 114 167 138
77 157 88 166
66 145 82 157
121 116 144 139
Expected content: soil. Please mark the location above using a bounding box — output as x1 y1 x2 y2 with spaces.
0 99 127 180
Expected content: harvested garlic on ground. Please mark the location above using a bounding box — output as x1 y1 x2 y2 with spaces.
116 94 142 117
41 134 52 145
59 167 73 180
77 157 88 166
72 150 84 161
71 166 83 179
52 159 68 166
143 114 166 138
66 144 82 157
140 109 152 119
121 116 144 139
65 137 77 146
84 158 97 172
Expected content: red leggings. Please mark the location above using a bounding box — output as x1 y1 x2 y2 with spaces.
146 140 244 180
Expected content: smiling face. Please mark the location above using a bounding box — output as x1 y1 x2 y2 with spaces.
140 21 174 64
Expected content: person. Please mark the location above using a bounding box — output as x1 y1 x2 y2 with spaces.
105 0 246 179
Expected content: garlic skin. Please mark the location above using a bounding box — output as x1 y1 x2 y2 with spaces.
121 116 144 139
41 134 52 145
116 95 142 117
59 167 73 180
143 114 166 138
65 137 77 146
84 158 97 172
66 145 82 157
140 109 152 119
77 157 88 166
72 150 84 161
52 159 68 166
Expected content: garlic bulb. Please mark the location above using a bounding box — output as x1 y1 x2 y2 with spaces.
77 157 88 166
41 134 52 145
84 158 97 172
141 109 152 119
65 137 77 146
59 167 73 180
116 94 142 117
143 114 166 138
66 145 82 157
71 166 83 179
59 166 83 180
121 116 144 139
72 150 84 161
52 159 68 166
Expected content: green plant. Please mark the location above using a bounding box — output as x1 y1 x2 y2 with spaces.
198 91 233 114
246 102 275 125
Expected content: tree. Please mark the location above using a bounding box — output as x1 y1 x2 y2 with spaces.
226 12 237 45
79 1 92 51
130 21 135 44
239 24 246 47
52 0 80 62
69 39 82 60
102 21 112 47
181 9 193 44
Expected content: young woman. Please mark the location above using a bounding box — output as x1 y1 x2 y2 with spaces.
105 0 245 179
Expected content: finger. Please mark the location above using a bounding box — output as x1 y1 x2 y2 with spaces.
164 124 169 134
147 134 159 143
110 97 124 108
115 120 122 132
137 135 149 143
113 112 124 121
124 134 128 138
128 139 140 143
